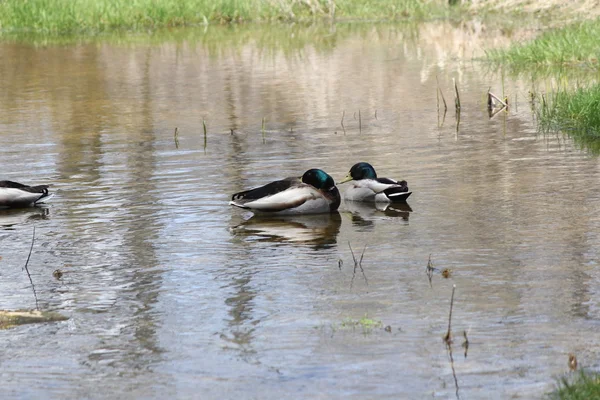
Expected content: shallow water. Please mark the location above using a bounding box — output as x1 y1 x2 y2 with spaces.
1 22 599 399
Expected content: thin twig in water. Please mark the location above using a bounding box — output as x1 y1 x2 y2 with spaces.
374 109 378 120
462 330 469 358
348 241 357 265
174 127 179 149
203 119 207 149
455 110 461 136
348 241 368 288
436 76 448 111
426 254 435 288
358 109 362 134
359 243 367 266
444 285 456 344
261 117 266 143
23 226 39 310
358 243 368 285
453 78 461 113
447 340 461 399
488 91 508 109
341 110 346 134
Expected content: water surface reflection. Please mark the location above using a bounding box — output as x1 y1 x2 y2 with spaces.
0 21 599 400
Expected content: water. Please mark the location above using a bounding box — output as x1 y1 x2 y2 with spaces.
1 22 599 399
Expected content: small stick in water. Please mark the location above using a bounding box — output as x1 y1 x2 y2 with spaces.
341 110 346 134
359 109 362 134
444 284 456 344
174 127 179 148
23 227 39 310
203 119 207 149
453 78 461 112
262 117 266 143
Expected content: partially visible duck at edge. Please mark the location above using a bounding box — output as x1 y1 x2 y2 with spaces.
338 162 411 203
0 180 54 209
230 169 341 215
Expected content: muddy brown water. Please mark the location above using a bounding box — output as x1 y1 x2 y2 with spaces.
1 22 599 399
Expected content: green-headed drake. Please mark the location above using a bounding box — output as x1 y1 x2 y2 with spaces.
0 180 54 208
338 162 411 203
230 169 340 215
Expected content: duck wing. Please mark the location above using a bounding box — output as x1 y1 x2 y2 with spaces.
0 180 49 194
231 177 299 202
231 184 320 212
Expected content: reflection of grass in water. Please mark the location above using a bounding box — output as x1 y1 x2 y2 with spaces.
0 0 456 35
550 371 600 400
537 84 600 155
1 22 422 56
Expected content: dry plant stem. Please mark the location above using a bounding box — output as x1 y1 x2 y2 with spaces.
426 254 434 288
453 78 461 112
341 110 346 134
444 284 456 343
462 330 469 358
261 117 266 143
23 226 39 310
348 241 357 264
174 127 179 148
348 241 368 288
488 91 508 108
203 119 207 149
447 342 461 399
436 76 448 111
358 109 362 133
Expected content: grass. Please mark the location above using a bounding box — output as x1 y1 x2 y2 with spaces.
0 0 456 35
340 315 383 333
537 83 600 154
549 371 600 400
486 18 600 153
486 18 600 69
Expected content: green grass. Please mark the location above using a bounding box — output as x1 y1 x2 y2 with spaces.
0 0 455 35
486 18 600 153
340 315 383 333
537 82 600 154
486 18 600 69
549 371 600 400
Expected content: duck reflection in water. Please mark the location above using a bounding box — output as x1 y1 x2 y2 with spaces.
0 207 50 228
230 212 342 249
343 201 412 228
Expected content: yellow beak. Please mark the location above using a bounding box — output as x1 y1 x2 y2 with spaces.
337 174 353 184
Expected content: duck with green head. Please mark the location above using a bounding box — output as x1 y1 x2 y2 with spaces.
338 162 411 203
230 169 340 215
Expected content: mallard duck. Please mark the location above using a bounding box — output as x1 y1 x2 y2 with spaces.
338 162 411 202
230 169 340 215
0 180 54 209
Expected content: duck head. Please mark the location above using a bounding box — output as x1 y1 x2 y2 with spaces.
338 162 377 184
302 169 341 212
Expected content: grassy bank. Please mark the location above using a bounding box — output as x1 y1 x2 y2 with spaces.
486 19 600 69
549 371 600 400
487 18 600 153
0 0 453 34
